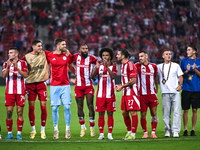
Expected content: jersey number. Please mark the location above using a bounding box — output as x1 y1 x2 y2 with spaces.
128 100 134 106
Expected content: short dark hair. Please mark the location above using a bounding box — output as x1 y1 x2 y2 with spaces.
139 51 148 55
54 38 65 46
162 49 171 55
32 40 42 46
119 48 131 59
99 47 114 60
188 44 197 52
9 47 19 52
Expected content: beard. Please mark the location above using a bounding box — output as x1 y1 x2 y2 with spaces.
81 52 88 58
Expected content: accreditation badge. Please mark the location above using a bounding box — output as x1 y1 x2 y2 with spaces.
188 75 193 81
162 79 166 84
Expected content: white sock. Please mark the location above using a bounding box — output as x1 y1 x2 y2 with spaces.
31 126 36 131
131 133 135 137
17 131 21 135
8 131 12 134
41 126 45 132
81 124 85 129
54 125 58 131
151 131 155 134
90 126 94 129
128 131 131 134
66 125 70 131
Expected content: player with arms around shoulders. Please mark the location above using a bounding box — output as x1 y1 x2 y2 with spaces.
135 51 159 138
90 47 117 140
72 44 99 137
22 40 49 139
115 49 140 140
46 38 75 139
2 47 28 140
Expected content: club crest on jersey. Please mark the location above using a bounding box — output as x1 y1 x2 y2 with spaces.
63 56 67 60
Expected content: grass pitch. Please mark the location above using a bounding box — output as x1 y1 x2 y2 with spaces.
0 85 200 150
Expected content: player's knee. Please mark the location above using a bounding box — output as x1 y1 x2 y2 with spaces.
88 103 94 110
52 105 59 112
17 109 23 117
64 104 70 112
7 110 12 119
99 112 105 116
151 116 159 122
107 111 113 116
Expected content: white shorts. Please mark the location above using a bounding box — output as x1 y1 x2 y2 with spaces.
50 85 71 106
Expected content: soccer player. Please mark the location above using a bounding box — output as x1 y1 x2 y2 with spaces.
135 51 159 138
180 44 200 136
22 40 49 139
157 50 183 137
90 47 117 140
46 38 75 139
72 44 99 137
115 49 140 140
2 47 28 140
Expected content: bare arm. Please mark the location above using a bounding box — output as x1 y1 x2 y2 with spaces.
193 63 200 77
2 60 11 79
90 60 100 79
115 77 136 92
14 60 28 78
176 75 183 91
69 63 75 75
104 60 115 79
183 64 190 76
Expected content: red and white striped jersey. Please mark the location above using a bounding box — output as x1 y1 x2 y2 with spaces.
96 64 117 99
72 53 98 87
121 61 138 96
135 62 157 95
2 60 28 94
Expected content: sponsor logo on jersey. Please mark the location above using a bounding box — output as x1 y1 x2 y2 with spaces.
63 56 67 60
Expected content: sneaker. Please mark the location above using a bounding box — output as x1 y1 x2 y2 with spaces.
5 133 13 139
17 134 22 140
40 131 46 139
65 130 71 139
123 133 135 140
142 132 148 138
90 128 96 137
183 130 188 136
53 130 59 139
173 132 179 138
165 131 170 137
80 127 87 137
151 133 157 138
107 133 113 140
191 130 196 136
30 131 36 139
98 133 104 140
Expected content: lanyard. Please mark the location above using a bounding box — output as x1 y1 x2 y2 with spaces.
162 62 171 81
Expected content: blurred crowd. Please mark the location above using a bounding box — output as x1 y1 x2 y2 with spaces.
0 0 200 64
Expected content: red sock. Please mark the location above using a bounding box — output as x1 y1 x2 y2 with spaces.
6 119 13 132
90 119 95 127
108 115 114 133
132 114 138 133
17 119 24 132
41 106 47 126
140 118 147 133
79 120 85 125
123 116 131 132
98 115 105 133
29 106 35 126
151 122 158 132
